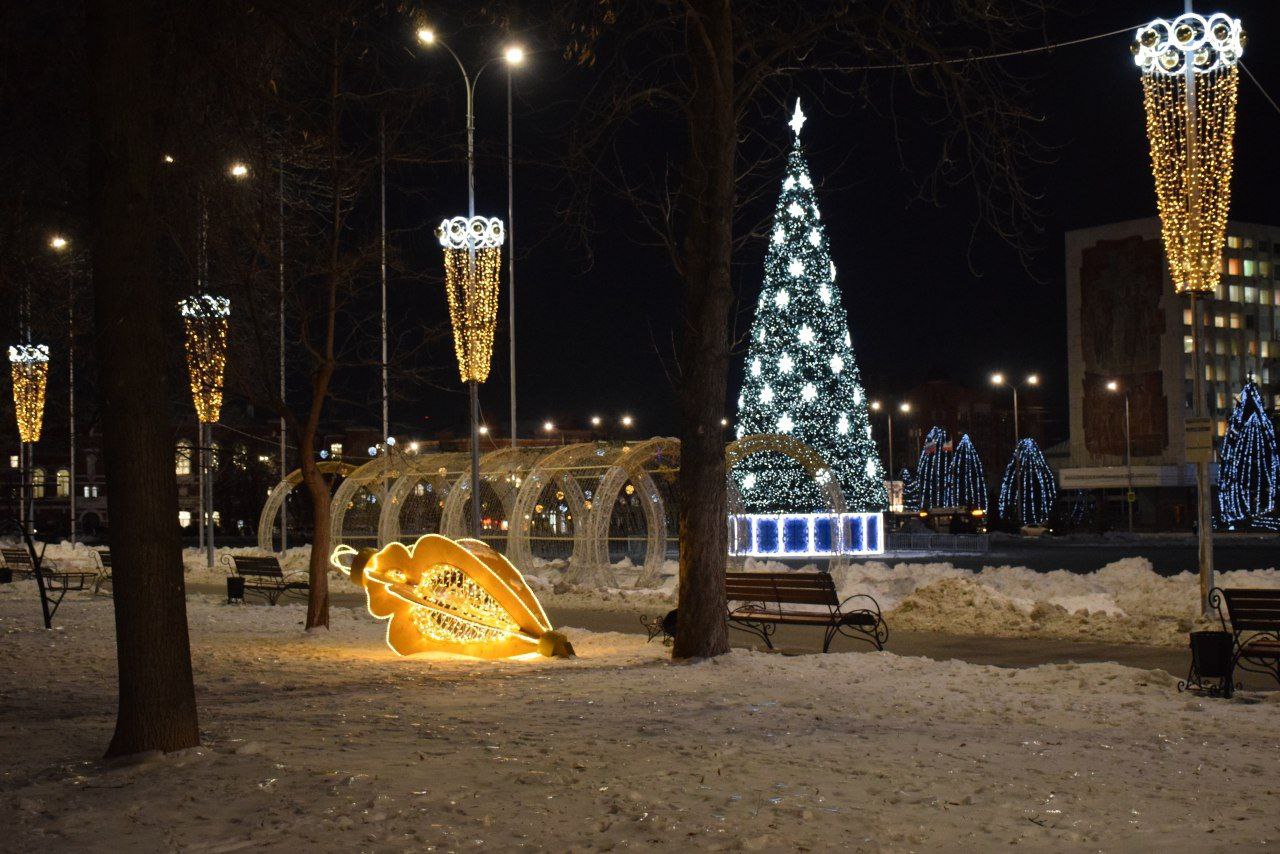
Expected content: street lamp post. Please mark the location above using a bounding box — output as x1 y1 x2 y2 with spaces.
871 400 910 510
418 27 523 539
49 236 76 543
505 46 524 452
992 372 1039 521
1107 380 1135 533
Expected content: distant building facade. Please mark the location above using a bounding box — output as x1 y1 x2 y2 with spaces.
1060 217 1280 529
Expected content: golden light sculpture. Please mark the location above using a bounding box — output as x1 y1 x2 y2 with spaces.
8 344 49 443
436 216 504 383
1133 12 1244 294
178 294 230 423
331 534 573 660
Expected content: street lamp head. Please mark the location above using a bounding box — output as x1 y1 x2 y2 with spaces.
542 420 555 433
48 235 69 252
1026 374 1040 386
899 402 911 414
1106 380 1120 392
479 425 489 435
720 417 729 427
162 153 176 164
590 415 601 427
416 27 435 45
504 44 525 65
620 415 634 428
228 161 249 179
990 372 1005 386
870 400 882 412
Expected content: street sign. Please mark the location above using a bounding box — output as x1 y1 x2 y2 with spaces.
1185 417 1214 463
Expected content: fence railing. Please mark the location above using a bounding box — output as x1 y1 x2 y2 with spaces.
886 533 990 554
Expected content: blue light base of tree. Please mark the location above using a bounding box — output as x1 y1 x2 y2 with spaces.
732 100 885 513
998 438 1056 527
728 512 884 557
1217 379 1278 529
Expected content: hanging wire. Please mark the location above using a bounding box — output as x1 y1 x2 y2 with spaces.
1240 61 1280 119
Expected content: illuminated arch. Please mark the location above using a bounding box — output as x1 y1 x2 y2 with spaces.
256 459 356 552
329 449 420 550
438 446 546 542
376 451 469 545
507 443 605 573
585 437 680 588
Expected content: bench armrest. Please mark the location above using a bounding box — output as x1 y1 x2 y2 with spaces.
1207 587 1230 632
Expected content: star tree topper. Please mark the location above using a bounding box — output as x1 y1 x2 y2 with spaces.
788 99 807 137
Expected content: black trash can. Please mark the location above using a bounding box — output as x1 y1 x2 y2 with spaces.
226 575 245 604
1190 630 1233 679
0 567 11 584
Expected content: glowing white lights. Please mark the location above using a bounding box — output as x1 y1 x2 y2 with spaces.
760 384 774 404
865 459 877 479
774 289 790 308
727 512 885 558
788 258 804 277
784 176 797 190
778 353 794 373
801 383 817 402
773 227 785 245
1133 13 1244 76
830 354 844 374
830 262 837 281
799 174 812 189
819 285 831 305
742 473 757 491
798 325 814 345
852 388 861 405
837 413 850 435
809 229 821 247
751 357 762 377
787 201 804 218
777 413 794 433
788 99 807 136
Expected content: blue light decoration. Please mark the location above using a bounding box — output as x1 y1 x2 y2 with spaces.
733 100 885 513
915 426 952 510
1217 379 1279 530
727 512 885 557
944 433 988 511
997 438 1056 526
899 466 919 512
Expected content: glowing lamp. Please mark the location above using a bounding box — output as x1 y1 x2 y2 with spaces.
178 294 230 423
437 216 504 383
8 344 50 443
332 534 571 659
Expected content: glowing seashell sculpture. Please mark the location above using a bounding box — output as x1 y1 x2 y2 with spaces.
331 534 573 660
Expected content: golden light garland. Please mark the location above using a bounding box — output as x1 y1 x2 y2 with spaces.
8 344 49 443
1134 13 1244 295
437 216 504 383
331 534 573 660
179 295 230 423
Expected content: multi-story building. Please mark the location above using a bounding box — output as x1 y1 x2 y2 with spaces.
1059 217 1280 529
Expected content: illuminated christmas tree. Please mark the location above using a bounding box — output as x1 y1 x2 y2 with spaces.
915 426 952 510
945 433 987 511
998 438 1056 526
734 100 885 513
1217 379 1279 528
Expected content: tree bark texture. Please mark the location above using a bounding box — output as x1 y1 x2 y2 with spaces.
87 0 200 756
672 0 734 660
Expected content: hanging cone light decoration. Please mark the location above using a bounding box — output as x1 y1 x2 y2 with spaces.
1133 12 1245 295
8 344 50 443
179 294 230 423
436 216 504 383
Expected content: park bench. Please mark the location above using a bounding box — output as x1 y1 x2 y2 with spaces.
94 550 113 595
1 545 97 618
1210 587 1280 695
221 554 309 605
725 571 887 653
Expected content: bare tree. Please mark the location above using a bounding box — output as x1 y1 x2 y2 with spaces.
87 0 199 756
556 0 1045 658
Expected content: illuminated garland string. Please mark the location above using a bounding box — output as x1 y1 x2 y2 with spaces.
998 438 1057 527
8 344 50 443
945 433 988 511
915 426 951 511
1217 379 1278 526
179 295 230 424
1135 13 1244 295
437 216 504 384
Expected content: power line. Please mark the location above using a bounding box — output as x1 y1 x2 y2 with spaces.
1241 61 1280 119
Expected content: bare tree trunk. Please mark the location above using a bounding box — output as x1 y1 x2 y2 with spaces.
88 0 200 756
300 435 331 630
672 0 734 660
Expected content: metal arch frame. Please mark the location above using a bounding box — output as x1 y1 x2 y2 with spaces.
586 437 680 588
256 459 356 552
328 448 416 549
376 451 469 545
439 445 541 539
507 442 600 571
724 433 848 572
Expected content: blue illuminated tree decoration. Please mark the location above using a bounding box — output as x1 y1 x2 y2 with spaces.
998 438 1056 526
900 466 919 512
1217 379 1278 528
733 100 885 512
945 434 987 511
914 426 951 510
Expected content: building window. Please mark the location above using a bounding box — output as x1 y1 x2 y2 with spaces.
1230 313 1242 330
8 455 17 469
1184 335 1193 354
1228 236 1241 248
179 510 192 528
1229 285 1241 302
1214 315 1225 328
176 439 193 476
1245 286 1258 304
1228 258 1242 276
329 442 343 458
1262 261 1272 277
31 468 45 499
1244 259 1257 277
1244 237 1256 249
56 469 70 497
1183 308 1193 326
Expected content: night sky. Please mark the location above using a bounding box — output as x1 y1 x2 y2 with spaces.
407 0 1279 447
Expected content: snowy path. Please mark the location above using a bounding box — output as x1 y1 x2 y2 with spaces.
2 586 1279 851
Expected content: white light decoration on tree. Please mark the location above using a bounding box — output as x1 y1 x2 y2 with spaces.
998 438 1057 527
914 426 952 511
8 344 50 443
944 433 988 512
1217 379 1278 529
178 294 231 424
1134 12 1244 295
437 215 505 383
733 100 886 513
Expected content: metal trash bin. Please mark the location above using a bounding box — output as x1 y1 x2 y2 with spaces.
226 575 245 604
1181 630 1234 696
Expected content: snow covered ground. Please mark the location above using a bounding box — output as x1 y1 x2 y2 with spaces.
19 539 1280 647
1 583 1278 850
